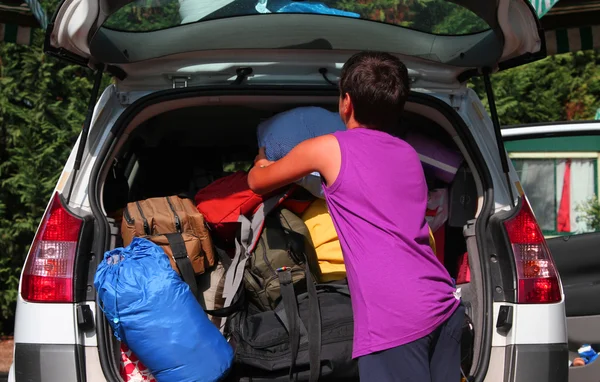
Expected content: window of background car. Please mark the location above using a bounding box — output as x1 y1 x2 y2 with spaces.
505 135 600 237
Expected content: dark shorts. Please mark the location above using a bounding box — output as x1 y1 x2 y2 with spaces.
358 303 465 382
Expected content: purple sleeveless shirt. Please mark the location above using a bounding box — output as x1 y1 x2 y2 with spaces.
322 128 460 359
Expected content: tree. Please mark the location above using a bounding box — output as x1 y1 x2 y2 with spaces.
577 197 600 232
103 0 181 31
0 0 104 333
470 50 600 125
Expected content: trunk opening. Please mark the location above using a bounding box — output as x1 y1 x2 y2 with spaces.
87 88 495 382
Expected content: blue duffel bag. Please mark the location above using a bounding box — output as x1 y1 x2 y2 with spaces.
94 237 233 382
257 106 346 198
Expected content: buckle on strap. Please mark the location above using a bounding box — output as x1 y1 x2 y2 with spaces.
276 267 293 285
165 233 189 260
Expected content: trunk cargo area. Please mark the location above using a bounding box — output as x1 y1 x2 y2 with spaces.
95 93 486 381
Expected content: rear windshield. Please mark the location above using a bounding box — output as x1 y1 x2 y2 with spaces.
103 0 490 35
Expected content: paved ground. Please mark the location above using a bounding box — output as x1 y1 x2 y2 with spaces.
0 337 12 382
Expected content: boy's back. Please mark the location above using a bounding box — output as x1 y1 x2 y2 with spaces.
248 51 464 381
323 127 459 358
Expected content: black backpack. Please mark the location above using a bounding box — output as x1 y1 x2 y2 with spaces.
229 282 358 382
219 193 358 381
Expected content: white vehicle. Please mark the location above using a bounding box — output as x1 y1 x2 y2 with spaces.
9 1 574 381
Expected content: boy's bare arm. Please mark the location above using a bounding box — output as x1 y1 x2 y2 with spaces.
248 134 341 195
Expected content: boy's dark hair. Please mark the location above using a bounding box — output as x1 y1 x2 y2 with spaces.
339 51 410 132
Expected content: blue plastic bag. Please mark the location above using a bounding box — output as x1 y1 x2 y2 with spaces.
94 238 233 382
578 344 599 365
276 2 359 18
257 106 346 198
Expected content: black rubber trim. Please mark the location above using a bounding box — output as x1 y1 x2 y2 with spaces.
504 343 568 382
73 216 95 303
15 343 84 382
88 85 495 382
89 138 122 382
75 341 87 382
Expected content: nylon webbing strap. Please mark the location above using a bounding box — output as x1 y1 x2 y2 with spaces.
274 266 322 381
222 193 287 308
222 214 253 308
278 270 301 382
214 246 232 270
165 233 199 301
275 303 309 345
305 263 321 382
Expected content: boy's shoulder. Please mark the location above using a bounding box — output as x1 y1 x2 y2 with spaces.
343 128 416 149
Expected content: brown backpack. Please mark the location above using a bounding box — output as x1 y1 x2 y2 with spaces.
121 195 216 299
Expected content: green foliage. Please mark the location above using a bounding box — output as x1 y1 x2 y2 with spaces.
430 5 488 34
322 0 487 34
470 50 600 125
0 0 100 333
577 197 600 232
103 0 181 31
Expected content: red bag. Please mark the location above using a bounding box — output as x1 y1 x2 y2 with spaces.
195 171 265 243
195 171 315 244
120 344 156 382
457 252 471 284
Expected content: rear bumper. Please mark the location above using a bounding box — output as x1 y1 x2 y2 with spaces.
14 343 84 382
504 343 568 382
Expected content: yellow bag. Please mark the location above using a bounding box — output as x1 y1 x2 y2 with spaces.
302 199 436 282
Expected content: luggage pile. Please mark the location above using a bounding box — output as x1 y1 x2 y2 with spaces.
196 176 359 381
95 106 470 382
96 171 359 381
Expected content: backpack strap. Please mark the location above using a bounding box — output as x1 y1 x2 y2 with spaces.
222 191 290 309
214 246 232 269
277 269 302 381
204 282 245 318
165 232 199 302
276 260 322 382
274 296 309 344
305 262 322 382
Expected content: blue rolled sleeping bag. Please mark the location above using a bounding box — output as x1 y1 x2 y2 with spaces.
257 106 346 198
94 237 233 382
276 2 360 18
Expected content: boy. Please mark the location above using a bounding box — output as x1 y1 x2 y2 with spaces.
248 51 462 381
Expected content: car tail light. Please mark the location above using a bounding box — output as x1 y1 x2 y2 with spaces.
21 193 82 303
503 198 561 304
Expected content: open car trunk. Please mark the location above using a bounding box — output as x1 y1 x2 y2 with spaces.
88 88 492 381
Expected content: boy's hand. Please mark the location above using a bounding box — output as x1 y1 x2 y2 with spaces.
254 148 274 168
248 135 340 195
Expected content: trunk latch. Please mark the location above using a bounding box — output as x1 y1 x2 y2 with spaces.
169 75 192 89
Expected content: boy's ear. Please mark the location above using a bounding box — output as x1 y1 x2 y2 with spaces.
341 93 353 120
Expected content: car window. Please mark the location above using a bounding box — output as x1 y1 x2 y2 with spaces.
505 134 600 237
103 0 490 35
